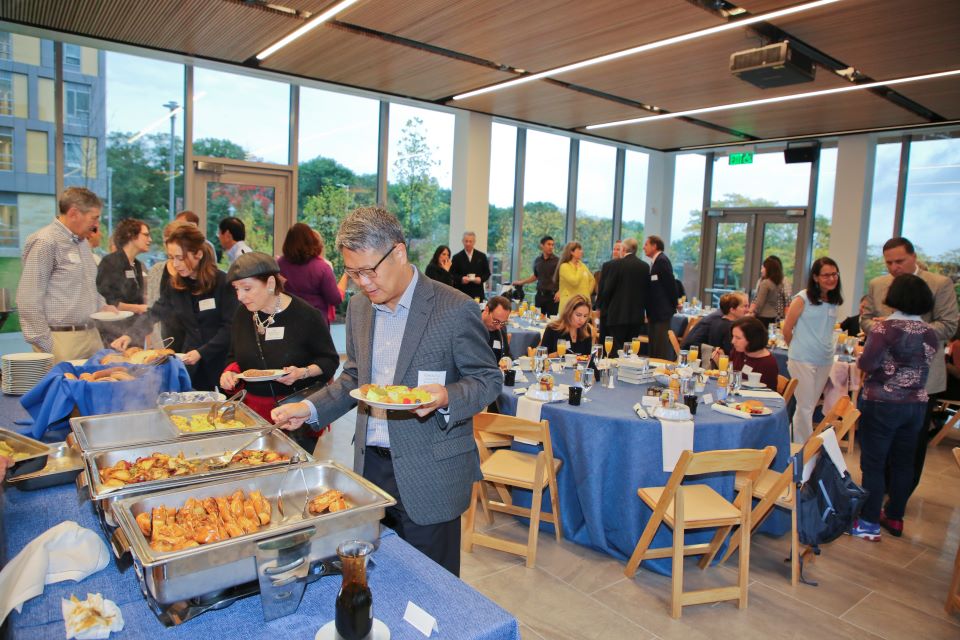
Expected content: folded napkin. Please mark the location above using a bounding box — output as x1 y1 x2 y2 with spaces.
62 593 124 639
737 389 782 400
0 521 110 624
515 396 545 445
513 369 529 383
660 419 694 472
710 403 753 420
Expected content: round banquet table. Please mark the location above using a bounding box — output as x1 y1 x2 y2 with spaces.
506 320 544 358
497 368 791 575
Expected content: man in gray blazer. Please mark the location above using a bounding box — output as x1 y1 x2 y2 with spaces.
862 237 959 504
273 207 502 575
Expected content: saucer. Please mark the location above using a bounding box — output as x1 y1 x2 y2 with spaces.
742 381 767 389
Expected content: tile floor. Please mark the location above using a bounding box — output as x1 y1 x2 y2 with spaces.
313 413 960 640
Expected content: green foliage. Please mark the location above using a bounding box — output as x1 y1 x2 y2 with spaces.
298 157 375 211
193 138 247 161
300 184 358 279
0 257 22 333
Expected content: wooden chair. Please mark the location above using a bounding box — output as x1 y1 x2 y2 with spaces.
668 330 682 361
777 375 799 405
947 447 960 615
930 399 960 447
681 316 701 342
475 411 513 449
623 446 777 618
463 413 562 568
790 396 860 456
724 435 825 586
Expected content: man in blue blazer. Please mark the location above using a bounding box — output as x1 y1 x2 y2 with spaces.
273 208 502 576
643 235 679 360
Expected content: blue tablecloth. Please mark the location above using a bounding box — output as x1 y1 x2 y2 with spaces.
498 370 791 575
773 347 789 377
506 322 543 358
19 350 192 439
1 482 520 640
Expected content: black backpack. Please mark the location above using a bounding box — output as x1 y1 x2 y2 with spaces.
796 450 868 549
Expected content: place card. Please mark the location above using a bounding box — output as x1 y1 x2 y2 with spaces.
633 403 649 419
404 601 439 637
702 393 714 405
741 364 753 374
640 396 659 408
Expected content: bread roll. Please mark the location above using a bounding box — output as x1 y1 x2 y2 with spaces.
64 372 77 380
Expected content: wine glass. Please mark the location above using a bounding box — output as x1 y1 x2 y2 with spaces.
729 371 742 397
557 339 568 358
581 368 595 399
604 336 614 359
631 337 641 356
844 336 858 359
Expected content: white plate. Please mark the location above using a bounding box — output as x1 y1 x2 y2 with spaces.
348 388 430 410
90 311 134 321
236 369 285 382
742 381 767 389
525 387 566 402
66 359 88 367
2 353 53 362
728 402 773 416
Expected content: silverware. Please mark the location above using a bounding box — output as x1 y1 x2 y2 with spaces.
205 426 279 469
207 389 246 424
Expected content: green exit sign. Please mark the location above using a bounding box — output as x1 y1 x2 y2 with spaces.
729 152 754 165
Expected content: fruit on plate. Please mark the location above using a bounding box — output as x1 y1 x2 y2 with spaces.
359 384 432 405
730 400 767 415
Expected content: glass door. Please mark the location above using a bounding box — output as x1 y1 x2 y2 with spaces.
191 164 292 267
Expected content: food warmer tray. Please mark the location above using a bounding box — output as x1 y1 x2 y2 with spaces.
79 429 313 529
110 461 395 607
0 427 51 478
5 441 83 490
159 401 270 437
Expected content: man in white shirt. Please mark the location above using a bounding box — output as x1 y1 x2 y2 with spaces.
218 216 253 264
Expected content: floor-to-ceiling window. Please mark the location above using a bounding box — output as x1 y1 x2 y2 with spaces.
574 140 616 271
671 153 706 298
487 122 516 289
520 129 568 296
864 141 904 290
621 149 648 243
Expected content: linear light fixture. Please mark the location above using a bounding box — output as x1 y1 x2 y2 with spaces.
256 0 363 61
452 0 843 101
585 69 960 130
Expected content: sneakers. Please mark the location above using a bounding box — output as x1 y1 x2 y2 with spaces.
880 510 904 537
850 519 881 541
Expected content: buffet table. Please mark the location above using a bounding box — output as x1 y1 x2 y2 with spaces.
2 480 521 640
497 369 790 575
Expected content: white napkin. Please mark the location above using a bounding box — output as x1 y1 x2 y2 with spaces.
62 593 124 639
514 369 529 383
0 522 110 624
711 403 753 420
660 419 694 472
737 389 782 400
515 396 544 445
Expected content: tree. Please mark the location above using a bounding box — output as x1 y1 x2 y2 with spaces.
298 157 373 211
193 138 247 161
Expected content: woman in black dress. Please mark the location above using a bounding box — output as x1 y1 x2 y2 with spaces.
424 245 455 288
111 225 237 391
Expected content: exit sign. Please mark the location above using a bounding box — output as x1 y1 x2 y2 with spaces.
729 152 754 165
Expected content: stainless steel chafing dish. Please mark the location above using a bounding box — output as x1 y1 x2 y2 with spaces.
110 461 395 611
0 427 52 478
159 401 269 435
79 429 312 529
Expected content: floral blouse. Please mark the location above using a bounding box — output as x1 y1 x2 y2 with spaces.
859 315 938 403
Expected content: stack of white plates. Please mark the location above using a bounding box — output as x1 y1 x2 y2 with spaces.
2 352 54 395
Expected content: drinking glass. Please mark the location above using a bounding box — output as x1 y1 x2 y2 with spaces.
557 339 568 358
717 354 730 372
688 346 699 367
729 371 742 397
678 349 689 367
581 368 595 397
622 342 631 359
844 336 858 358
631 337 641 356
591 343 603 364
604 336 614 358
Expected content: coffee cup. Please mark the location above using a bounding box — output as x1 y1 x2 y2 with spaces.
568 386 583 406
746 371 763 386
517 356 532 370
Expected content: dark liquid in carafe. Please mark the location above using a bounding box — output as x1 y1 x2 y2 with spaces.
335 582 372 639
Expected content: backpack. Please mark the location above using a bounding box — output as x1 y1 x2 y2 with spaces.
796 450 868 548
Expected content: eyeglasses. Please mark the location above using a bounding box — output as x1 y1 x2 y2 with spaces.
344 244 397 281
818 272 839 279
490 319 508 328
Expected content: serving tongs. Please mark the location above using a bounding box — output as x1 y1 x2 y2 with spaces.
206 389 246 425
205 424 281 470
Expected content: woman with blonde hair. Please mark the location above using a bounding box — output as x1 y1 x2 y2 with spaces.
555 241 594 313
538 294 596 356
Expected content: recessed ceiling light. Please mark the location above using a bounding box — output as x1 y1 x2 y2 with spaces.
256 0 363 61
452 0 843 101
585 69 960 130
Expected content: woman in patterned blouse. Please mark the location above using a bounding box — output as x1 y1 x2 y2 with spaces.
851 274 938 541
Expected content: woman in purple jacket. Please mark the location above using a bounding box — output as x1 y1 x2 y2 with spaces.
278 223 343 321
851 274 938 541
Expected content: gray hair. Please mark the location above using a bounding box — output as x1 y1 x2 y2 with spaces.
335 206 405 253
462 231 476 239
59 187 102 215
622 238 639 254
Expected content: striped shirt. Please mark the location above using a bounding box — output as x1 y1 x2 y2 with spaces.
366 267 419 448
17 219 105 352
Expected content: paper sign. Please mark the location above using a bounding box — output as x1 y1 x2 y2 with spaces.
265 326 285 341
703 393 714 405
198 298 216 312
741 364 753 374
404 601 439 637
417 370 446 387
640 396 659 408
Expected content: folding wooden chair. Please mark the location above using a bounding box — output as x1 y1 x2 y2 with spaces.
791 396 860 456
777 375 798 405
681 316 701 342
724 436 824 586
947 447 960 615
623 446 777 618
463 413 562 568
930 399 960 447
668 329 682 362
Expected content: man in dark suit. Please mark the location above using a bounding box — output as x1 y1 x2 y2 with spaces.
449 231 490 301
273 208 502 576
643 234 679 360
481 295 512 364
594 240 623 339
598 238 649 351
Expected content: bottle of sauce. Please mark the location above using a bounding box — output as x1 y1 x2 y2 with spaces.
335 540 374 640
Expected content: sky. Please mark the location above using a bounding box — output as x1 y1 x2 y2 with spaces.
105 52 959 257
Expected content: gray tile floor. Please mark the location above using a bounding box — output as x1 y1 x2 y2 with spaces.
313 415 960 640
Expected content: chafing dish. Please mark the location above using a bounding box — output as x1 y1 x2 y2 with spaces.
0 427 52 478
79 429 312 529
69 409 179 453
110 461 395 610
5 441 83 490
159 401 269 436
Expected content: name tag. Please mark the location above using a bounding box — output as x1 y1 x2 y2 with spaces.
125 270 135 279
492 340 501 349
265 326 285 341
198 298 216 312
651 274 659 281
418 370 446 387
67 252 80 264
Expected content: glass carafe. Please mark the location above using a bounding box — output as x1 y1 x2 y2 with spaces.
335 540 374 640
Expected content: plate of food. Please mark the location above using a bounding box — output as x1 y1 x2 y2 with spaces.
349 384 433 410
722 400 772 416
90 310 134 321
236 368 285 382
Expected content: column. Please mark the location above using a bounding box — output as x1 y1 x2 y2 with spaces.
644 150 675 245
449 111 492 251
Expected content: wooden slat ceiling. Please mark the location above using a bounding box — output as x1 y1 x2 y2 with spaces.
1 0 957 151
